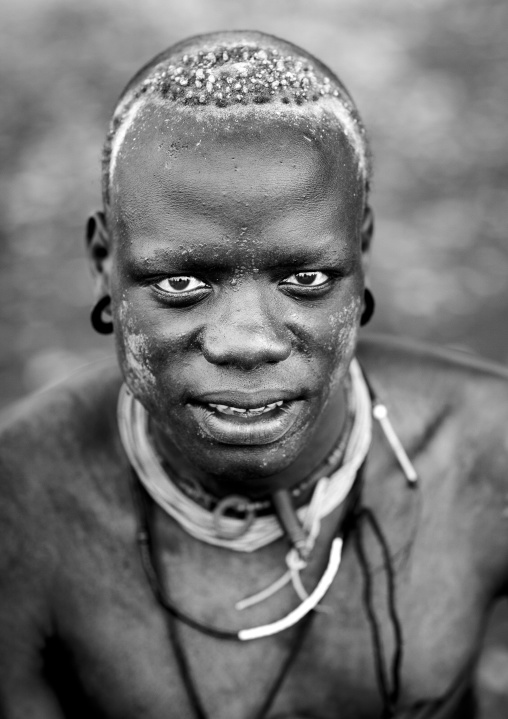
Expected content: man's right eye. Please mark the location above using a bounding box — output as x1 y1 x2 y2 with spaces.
154 276 207 294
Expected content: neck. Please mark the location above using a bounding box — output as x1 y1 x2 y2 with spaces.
150 381 349 502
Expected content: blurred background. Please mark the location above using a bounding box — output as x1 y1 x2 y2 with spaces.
0 0 507 714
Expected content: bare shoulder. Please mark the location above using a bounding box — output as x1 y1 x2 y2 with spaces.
0 358 125 575
0 358 124 484
358 333 508 431
0 363 131 705
358 332 508 392
358 334 508 591
358 333 508 457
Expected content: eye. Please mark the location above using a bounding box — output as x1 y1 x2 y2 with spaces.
154 276 207 294
281 271 330 287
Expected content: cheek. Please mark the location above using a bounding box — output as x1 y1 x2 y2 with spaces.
322 295 362 389
328 296 362 355
114 300 158 403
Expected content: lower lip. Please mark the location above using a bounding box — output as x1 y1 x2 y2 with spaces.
188 401 302 445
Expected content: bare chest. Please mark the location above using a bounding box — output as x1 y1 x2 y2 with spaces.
50 466 488 719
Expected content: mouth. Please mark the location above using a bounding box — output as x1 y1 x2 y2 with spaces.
208 400 284 417
188 396 303 445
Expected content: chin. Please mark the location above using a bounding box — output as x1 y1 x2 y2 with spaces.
181 414 314 486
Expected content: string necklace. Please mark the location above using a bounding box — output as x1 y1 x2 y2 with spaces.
130 461 366 719
131 455 365 633
118 358 372 555
125 360 419 719
122 357 418 640
120 358 372 630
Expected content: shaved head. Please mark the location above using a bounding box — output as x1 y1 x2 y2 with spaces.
102 30 372 208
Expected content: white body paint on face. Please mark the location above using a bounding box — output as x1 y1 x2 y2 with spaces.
116 300 157 401
325 296 362 395
334 296 362 352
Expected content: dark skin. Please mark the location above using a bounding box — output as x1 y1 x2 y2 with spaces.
1 101 508 719
106 105 363 495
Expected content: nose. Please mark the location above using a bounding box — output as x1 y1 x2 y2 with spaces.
201 285 292 370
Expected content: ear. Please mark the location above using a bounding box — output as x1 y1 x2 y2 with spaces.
360 204 374 275
85 210 112 299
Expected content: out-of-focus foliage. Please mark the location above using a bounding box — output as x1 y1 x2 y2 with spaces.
0 0 507 713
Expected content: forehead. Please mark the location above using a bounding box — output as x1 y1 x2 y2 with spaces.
109 101 364 244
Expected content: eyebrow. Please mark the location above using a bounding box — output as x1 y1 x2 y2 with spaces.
126 242 354 274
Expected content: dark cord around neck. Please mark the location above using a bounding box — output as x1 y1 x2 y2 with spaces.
353 505 406 719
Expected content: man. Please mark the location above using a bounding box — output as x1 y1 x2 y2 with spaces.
1 30 508 719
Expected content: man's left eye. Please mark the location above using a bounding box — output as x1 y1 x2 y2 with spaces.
281 271 329 287
154 276 207 293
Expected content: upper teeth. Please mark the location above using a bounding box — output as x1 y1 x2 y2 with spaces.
209 401 283 416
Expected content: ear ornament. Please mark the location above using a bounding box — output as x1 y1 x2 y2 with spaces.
91 295 114 335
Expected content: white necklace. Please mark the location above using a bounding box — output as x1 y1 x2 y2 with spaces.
120 360 420 640
117 358 373 554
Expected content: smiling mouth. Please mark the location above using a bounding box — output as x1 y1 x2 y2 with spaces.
188 399 302 445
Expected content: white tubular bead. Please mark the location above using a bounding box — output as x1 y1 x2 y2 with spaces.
238 538 343 641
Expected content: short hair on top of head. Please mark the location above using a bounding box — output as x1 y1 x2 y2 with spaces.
102 30 372 208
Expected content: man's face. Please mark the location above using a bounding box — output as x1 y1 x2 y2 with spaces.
108 105 366 485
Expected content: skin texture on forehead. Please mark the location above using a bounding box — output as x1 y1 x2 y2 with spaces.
109 100 365 238
109 98 367 212
102 30 371 208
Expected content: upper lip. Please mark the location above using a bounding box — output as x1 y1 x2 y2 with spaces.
191 390 301 409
